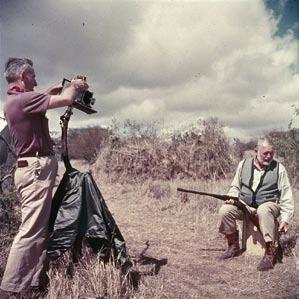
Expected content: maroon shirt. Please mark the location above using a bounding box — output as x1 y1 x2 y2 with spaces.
4 86 53 157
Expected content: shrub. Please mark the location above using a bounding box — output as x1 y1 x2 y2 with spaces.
267 106 298 187
93 118 238 182
267 129 298 187
55 126 111 163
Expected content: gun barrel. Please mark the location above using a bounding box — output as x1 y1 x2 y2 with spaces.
177 188 260 232
177 188 238 201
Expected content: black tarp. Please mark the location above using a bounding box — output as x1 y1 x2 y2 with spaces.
47 168 131 268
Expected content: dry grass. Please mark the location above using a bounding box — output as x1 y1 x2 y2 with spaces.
1 118 297 298
1 132 298 299
0 170 297 298
0 191 21 278
47 253 133 299
44 178 299 298
92 118 239 183
102 178 298 298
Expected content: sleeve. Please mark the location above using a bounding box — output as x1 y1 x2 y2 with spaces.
227 160 244 197
23 92 50 115
278 163 294 223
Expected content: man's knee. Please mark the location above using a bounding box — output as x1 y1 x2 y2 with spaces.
219 204 238 219
257 202 280 219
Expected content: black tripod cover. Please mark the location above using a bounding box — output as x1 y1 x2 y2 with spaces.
47 168 129 266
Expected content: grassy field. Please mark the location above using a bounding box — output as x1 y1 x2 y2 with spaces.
44 162 298 299
0 161 297 298
0 117 297 298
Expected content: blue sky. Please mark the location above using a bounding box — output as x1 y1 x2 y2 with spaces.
0 0 298 140
266 0 299 38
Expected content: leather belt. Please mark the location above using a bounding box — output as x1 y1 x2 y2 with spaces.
19 151 55 158
17 160 29 167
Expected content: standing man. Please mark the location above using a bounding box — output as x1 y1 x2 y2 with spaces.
218 138 294 271
0 57 88 297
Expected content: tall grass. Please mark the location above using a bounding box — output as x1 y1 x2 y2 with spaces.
0 192 20 278
93 118 239 183
47 253 133 299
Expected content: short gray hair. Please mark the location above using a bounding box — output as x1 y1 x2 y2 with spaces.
4 57 34 83
257 137 273 148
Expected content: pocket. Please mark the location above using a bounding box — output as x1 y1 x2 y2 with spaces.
15 166 34 194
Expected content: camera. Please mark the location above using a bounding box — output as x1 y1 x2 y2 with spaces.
62 76 97 114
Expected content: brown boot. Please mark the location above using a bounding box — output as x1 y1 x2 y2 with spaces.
257 242 278 271
220 231 240 260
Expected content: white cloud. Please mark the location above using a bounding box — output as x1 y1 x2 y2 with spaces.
0 0 297 140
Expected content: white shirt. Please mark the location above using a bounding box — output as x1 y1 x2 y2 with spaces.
227 159 294 223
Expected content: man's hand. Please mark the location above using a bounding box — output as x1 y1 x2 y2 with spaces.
279 221 289 232
48 79 88 109
70 78 89 92
224 199 235 205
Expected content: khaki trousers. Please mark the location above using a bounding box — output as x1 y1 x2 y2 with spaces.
0 156 58 292
218 201 280 243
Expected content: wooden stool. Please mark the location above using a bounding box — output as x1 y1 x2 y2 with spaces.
240 219 279 256
242 221 265 255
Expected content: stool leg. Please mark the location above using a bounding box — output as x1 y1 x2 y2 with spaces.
241 214 248 252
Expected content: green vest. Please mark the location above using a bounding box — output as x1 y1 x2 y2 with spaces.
239 158 280 207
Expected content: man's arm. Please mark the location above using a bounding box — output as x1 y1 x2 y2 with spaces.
46 83 63 95
277 163 294 232
227 160 244 197
47 78 88 109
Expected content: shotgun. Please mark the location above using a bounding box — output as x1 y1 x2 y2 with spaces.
177 187 259 228
177 188 238 201
177 187 260 252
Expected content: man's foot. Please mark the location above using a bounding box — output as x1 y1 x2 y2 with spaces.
257 254 275 271
219 244 240 260
219 231 240 260
257 242 277 271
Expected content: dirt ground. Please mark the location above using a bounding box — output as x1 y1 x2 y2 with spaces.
94 177 298 299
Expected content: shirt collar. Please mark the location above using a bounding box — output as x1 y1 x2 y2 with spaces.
7 84 26 95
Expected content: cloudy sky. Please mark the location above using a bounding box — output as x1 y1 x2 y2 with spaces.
0 0 298 140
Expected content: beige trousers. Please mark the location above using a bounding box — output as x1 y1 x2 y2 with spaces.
218 201 280 243
0 156 58 292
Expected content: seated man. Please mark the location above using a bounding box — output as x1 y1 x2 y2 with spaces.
218 138 294 271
